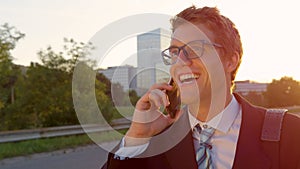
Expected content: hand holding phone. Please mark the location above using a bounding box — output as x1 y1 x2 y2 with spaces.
124 81 180 146
165 78 181 118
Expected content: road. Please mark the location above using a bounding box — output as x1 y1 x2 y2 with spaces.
0 141 118 169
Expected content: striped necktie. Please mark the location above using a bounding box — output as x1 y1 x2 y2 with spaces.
193 124 215 169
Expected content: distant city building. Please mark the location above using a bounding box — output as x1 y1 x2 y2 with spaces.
136 28 171 95
99 65 137 91
234 80 268 96
155 62 170 83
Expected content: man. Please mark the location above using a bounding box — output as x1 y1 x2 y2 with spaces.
102 6 300 169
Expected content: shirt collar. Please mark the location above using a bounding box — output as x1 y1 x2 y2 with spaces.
188 95 241 133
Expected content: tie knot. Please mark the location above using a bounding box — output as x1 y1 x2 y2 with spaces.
201 127 215 137
193 124 215 143
194 124 215 169
193 124 202 133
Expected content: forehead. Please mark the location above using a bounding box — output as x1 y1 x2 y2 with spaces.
171 23 215 45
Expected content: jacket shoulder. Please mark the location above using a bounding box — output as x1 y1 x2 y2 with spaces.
281 112 300 139
280 113 300 168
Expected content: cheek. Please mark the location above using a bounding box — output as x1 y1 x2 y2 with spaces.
169 65 176 79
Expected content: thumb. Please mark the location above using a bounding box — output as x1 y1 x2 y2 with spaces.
166 109 183 125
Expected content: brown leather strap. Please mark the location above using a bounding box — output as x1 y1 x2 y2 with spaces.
261 109 287 141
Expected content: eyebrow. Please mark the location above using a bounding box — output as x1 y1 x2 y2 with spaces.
168 45 178 48
168 41 186 48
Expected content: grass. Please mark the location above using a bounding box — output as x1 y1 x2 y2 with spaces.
0 129 127 160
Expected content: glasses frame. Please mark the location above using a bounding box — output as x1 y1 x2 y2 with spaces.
161 40 222 65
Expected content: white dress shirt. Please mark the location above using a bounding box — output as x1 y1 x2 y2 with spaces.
115 95 242 169
190 95 241 168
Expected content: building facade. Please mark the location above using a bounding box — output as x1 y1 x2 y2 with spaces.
136 28 171 95
99 65 137 92
234 80 268 96
99 28 171 96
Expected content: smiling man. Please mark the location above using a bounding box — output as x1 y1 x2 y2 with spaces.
102 6 300 169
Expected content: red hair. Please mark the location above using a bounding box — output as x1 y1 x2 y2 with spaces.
171 6 243 81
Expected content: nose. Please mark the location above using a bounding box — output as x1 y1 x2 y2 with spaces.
176 49 192 66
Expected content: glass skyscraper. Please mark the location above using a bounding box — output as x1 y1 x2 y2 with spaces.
136 28 171 95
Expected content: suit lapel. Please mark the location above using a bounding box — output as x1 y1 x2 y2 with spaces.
164 110 197 169
164 130 197 169
233 94 271 169
142 108 197 169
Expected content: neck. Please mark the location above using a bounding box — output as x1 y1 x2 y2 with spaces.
189 93 233 122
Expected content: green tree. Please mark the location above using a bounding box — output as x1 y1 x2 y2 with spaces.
2 38 96 130
38 38 95 73
128 89 140 106
111 83 126 106
96 72 113 98
0 23 25 109
73 62 116 124
3 63 78 129
264 77 300 107
1 37 117 130
0 23 24 130
28 38 97 127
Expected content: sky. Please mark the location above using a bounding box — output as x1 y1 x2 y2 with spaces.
1 0 300 83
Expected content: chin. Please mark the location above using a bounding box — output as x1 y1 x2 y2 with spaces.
180 91 200 105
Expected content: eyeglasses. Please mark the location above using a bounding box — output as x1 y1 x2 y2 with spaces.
161 40 222 65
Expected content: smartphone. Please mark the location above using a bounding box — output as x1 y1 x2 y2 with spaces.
165 78 181 118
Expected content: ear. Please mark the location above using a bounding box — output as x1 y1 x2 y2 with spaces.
225 51 240 73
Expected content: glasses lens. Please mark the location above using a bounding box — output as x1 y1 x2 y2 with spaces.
162 47 179 65
162 53 172 65
169 47 179 57
185 42 204 58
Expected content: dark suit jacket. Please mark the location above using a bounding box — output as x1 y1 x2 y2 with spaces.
103 94 300 169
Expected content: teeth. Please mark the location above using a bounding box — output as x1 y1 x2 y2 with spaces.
179 74 199 82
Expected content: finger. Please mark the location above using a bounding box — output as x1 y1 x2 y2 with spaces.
151 89 170 107
135 83 173 111
148 89 164 108
149 83 173 91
